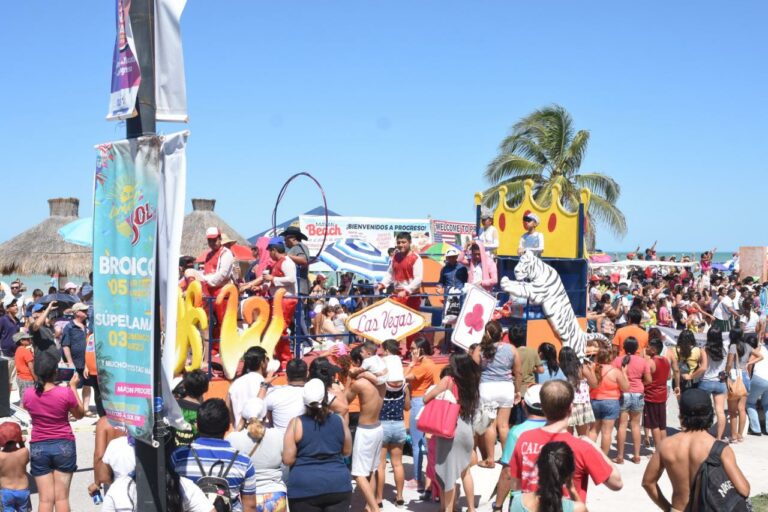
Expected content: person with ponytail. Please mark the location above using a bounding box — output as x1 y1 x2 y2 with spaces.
510 441 586 512
23 351 84 512
588 347 629 455
284 379 353 512
424 353 482 512
477 321 521 468
537 343 565 384
227 398 286 512
725 327 761 443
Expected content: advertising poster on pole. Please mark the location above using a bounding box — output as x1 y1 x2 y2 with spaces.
107 0 141 120
451 285 497 350
299 215 432 255
92 137 159 443
430 219 475 247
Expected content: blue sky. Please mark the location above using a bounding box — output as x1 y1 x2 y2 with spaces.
1 1 766 252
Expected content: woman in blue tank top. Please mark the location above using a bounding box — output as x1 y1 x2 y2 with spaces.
284 379 353 512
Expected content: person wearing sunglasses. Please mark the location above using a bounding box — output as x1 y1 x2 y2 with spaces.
517 213 544 257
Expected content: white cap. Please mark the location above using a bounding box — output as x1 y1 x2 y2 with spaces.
524 384 543 411
64 281 77 290
523 213 540 224
206 227 221 239
303 378 326 406
445 248 461 258
241 398 265 421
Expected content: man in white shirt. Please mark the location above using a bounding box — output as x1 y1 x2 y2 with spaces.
263 359 307 432
227 346 268 427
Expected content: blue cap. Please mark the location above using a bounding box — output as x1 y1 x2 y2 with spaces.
32 303 44 312
268 236 284 248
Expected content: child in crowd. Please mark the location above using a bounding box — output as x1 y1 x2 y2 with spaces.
381 339 405 386
13 332 35 401
0 422 30 512
351 340 388 385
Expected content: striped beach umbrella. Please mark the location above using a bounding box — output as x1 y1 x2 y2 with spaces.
318 239 390 282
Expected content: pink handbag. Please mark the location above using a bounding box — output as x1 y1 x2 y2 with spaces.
416 379 460 439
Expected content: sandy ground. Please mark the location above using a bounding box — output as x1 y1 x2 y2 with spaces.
12 392 767 511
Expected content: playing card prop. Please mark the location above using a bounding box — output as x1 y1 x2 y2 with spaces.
451 285 497 350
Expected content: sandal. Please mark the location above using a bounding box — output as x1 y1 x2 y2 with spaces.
477 460 496 469
631 456 642 464
395 499 405 508
492 505 504 512
612 456 624 465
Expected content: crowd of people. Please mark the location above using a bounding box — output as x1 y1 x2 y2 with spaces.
0 226 764 511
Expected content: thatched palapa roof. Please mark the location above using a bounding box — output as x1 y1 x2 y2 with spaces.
181 199 249 257
0 198 91 277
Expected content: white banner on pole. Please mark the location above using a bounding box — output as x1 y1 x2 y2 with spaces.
107 0 141 120
155 0 189 122
158 131 189 429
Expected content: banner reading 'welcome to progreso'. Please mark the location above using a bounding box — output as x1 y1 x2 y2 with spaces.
92 137 160 444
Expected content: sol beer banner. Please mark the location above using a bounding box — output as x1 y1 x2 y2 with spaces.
346 298 427 343
299 215 431 255
92 137 160 444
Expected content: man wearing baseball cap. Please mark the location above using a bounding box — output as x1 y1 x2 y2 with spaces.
191 227 236 348
494 384 547 510
62 302 96 416
517 213 544 257
642 389 749 511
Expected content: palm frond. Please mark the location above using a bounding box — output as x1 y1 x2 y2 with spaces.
482 179 530 209
575 173 621 204
562 130 590 175
484 154 544 183
587 195 627 238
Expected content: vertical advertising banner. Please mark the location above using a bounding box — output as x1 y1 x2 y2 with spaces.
107 0 141 120
93 137 160 443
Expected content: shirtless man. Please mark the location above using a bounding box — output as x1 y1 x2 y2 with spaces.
347 346 384 512
0 422 30 510
642 388 750 511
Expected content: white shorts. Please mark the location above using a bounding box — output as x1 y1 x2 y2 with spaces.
479 381 515 408
351 423 384 477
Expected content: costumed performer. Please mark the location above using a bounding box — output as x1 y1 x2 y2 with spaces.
464 241 497 293
477 208 499 256
377 232 423 350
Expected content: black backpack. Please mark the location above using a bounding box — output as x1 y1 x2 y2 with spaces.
190 447 241 512
685 441 751 512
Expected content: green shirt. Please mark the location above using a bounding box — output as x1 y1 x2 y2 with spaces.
518 347 542 394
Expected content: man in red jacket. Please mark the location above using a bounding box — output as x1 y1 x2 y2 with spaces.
377 232 423 350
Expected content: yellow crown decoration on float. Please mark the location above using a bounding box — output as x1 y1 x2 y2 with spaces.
475 179 590 259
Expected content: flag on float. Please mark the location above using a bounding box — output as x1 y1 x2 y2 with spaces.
155 0 188 122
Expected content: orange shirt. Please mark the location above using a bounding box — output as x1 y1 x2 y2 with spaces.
613 324 649 354
15 346 34 381
408 357 439 397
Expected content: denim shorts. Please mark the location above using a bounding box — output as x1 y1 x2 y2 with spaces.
381 420 406 445
698 379 727 396
30 439 77 477
620 392 645 412
591 399 620 420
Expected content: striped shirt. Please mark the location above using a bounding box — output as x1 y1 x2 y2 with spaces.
171 437 257 512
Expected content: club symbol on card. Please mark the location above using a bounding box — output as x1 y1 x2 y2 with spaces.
464 304 485 334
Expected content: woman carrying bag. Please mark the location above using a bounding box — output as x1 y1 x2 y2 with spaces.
422 353 481 512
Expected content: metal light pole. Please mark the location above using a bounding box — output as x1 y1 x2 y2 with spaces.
127 0 166 510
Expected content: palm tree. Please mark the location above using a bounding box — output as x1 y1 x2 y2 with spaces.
484 105 626 248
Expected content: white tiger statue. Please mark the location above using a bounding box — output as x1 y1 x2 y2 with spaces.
500 251 606 357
